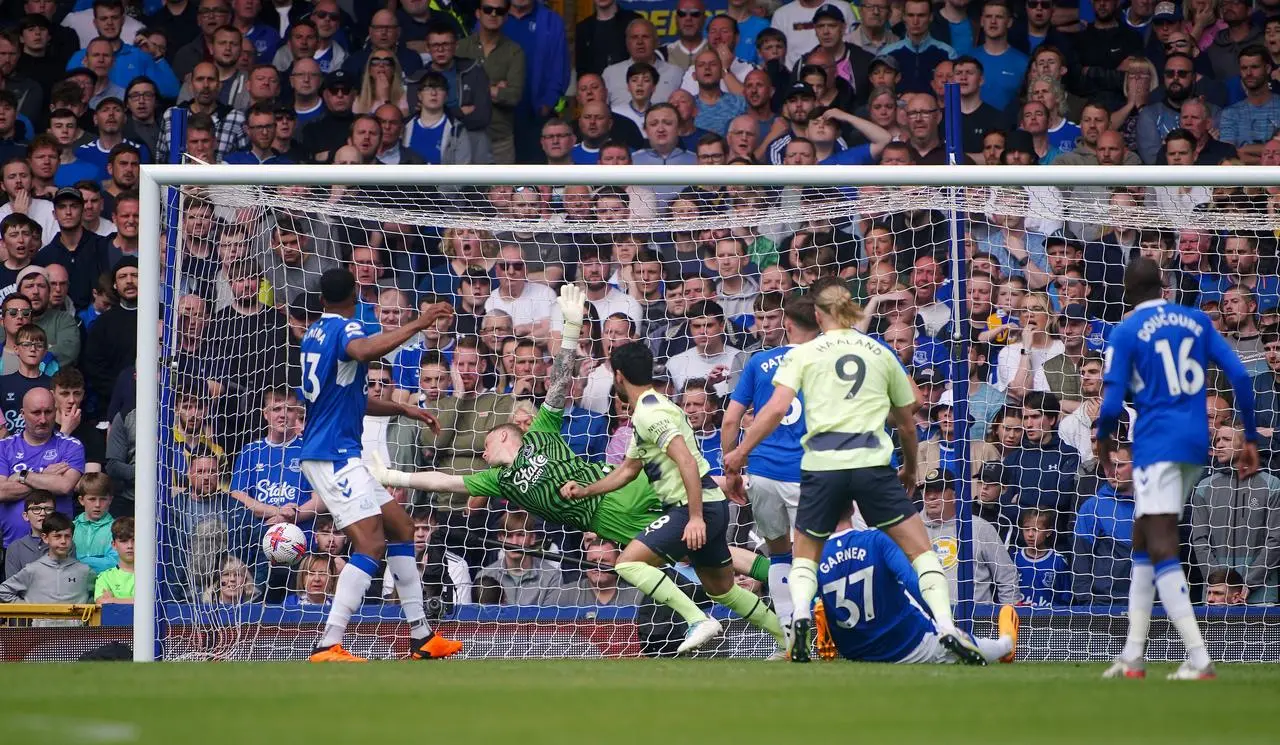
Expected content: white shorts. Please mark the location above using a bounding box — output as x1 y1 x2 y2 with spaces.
898 632 953 664
746 474 800 542
1133 461 1203 518
300 458 394 531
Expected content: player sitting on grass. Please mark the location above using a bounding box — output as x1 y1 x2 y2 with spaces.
813 508 1020 665
300 268 462 663
371 286 774 653
560 339 787 655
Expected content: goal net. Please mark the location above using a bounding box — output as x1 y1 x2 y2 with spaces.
137 165 1280 662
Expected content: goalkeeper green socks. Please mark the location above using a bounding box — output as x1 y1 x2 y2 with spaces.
749 554 770 583
912 551 956 631
788 558 819 621
616 562 707 625
710 585 786 647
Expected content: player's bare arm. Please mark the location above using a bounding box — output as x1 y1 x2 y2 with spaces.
561 457 642 500
365 395 441 433
664 434 707 551
344 302 453 362
889 404 919 492
724 384 796 473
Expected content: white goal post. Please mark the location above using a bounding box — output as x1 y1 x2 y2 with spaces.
135 164 1280 663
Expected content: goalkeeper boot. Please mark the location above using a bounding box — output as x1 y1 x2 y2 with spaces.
940 630 988 666
813 601 838 661
998 604 1019 664
789 618 814 663
1102 657 1146 679
677 618 723 655
410 632 464 660
1167 660 1216 681
309 644 367 663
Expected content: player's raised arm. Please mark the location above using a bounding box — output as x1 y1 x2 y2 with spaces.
345 303 454 362
546 285 586 411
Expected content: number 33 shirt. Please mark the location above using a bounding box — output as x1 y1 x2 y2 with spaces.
772 328 915 472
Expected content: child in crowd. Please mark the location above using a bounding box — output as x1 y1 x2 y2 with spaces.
0 511 95 604
1014 508 1070 607
73 472 116 572
2 490 56 580
202 555 257 605
95 517 135 604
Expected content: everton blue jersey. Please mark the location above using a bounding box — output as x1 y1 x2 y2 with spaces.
730 346 805 483
1013 548 1070 607
231 437 311 510
299 314 369 461
818 529 935 663
1098 299 1257 468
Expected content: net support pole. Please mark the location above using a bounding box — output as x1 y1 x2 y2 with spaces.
943 82 976 633
134 170 161 662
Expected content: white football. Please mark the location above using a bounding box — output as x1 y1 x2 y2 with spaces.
262 522 308 566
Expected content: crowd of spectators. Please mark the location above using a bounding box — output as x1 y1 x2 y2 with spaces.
0 0 1276 621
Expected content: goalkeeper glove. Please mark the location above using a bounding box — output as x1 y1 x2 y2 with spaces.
368 452 413 489
558 283 587 345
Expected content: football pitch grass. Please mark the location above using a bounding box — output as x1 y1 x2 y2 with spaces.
4 660 1279 744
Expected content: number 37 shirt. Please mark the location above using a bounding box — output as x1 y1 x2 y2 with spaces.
772 328 915 472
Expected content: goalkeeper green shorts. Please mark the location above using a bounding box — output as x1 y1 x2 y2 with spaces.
590 478 665 546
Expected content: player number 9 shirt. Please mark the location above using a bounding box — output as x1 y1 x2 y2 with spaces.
771 328 915 472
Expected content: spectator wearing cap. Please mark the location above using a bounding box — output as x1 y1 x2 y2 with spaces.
15 14 64 98
75 98 149 183
121 78 160 157
974 461 1019 545
759 81 815 164
881 0 956 94
403 70 473 165
603 19 681 110
157 62 248 163
34 186 107 312
805 7 874 101
1219 45 1280 162
457 0 526 165
20 266 78 368
1070 441 1135 607
969 0 1027 111
1044 305 1106 407
298 69 357 162
0 91 29 165
502 0 569 164
422 21 493 165
224 102 292 165
0 159 56 242
770 0 857 69
919 467 1021 605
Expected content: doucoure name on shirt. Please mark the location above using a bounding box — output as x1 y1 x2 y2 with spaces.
1136 308 1204 343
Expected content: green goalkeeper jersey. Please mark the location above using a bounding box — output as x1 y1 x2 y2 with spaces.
461 405 664 545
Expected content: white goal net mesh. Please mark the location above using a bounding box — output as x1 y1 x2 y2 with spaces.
150 172 1280 662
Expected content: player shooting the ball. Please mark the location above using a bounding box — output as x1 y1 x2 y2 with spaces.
372 285 785 655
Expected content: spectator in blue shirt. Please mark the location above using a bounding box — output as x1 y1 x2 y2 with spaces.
970 0 1028 111
503 0 570 163
75 98 150 182
882 0 956 93
679 378 724 476
223 102 292 164
1219 45 1280 162
691 48 747 136
231 0 280 63
66 34 179 101
1071 443 1136 607
1002 391 1080 514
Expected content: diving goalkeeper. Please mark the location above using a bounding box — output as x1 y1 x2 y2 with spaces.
371 285 770 652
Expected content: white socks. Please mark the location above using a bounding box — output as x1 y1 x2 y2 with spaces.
1155 558 1211 668
387 543 432 641
319 553 377 648
1122 552 1154 662
768 553 793 632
